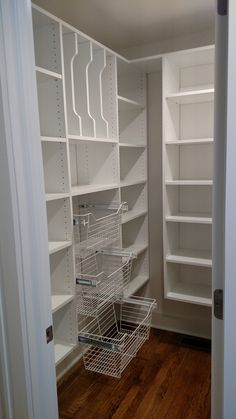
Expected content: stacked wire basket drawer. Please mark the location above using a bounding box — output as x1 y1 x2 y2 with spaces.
74 203 156 377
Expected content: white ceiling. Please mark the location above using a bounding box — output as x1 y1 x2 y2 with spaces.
34 0 215 52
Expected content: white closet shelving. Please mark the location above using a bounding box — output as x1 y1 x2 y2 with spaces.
32 4 149 373
163 46 214 306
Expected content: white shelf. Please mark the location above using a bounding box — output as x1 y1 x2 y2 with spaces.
123 243 148 256
118 95 144 110
54 343 75 366
41 136 66 143
68 135 118 144
124 275 149 298
120 179 147 188
52 295 74 313
48 241 72 255
167 283 212 307
165 180 213 186
165 138 214 145
119 142 146 148
71 184 119 196
36 66 62 81
166 249 212 267
166 88 214 105
122 209 147 224
166 213 212 224
46 193 70 202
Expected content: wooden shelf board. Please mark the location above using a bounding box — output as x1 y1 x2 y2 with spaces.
118 95 144 110
124 275 149 298
41 136 66 143
71 184 119 196
123 243 148 256
122 209 147 223
167 282 212 307
120 179 147 188
165 138 214 146
36 66 62 81
119 142 146 148
165 180 213 186
166 88 214 105
68 135 118 144
46 192 70 202
166 213 212 224
52 295 74 313
54 343 75 366
166 249 212 267
48 241 72 255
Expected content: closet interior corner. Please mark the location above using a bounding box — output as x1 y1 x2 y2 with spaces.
32 3 214 379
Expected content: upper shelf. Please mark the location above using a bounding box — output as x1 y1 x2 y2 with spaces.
165 180 213 186
166 88 214 105
165 138 214 146
118 95 144 111
36 66 62 81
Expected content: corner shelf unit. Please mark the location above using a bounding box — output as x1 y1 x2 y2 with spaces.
32 4 149 374
163 46 214 306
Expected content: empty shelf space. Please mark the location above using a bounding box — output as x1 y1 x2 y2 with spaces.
166 88 214 105
165 138 214 145
41 136 66 143
167 283 212 307
124 275 149 298
166 249 212 267
48 241 72 255
122 209 148 223
52 295 74 313
123 243 148 256
68 135 118 144
120 179 147 188
54 343 75 366
165 180 213 186
119 142 146 148
165 213 212 224
118 95 144 110
36 66 62 80
71 184 119 196
46 193 70 202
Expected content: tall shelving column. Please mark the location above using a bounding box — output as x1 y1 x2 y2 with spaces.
117 58 149 297
163 46 215 306
32 7 77 367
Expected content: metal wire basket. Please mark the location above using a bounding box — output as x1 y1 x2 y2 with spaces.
78 296 156 378
73 202 128 257
76 249 135 316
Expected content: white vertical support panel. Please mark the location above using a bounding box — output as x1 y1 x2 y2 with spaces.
102 53 119 140
88 44 109 139
0 1 58 417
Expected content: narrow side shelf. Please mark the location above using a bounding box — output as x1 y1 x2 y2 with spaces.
166 283 212 307
121 179 147 188
71 184 119 196
122 209 148 224
166 249 212 267
46 193 70 202
166 88 214 105
124 275 149 297
165 180 213 186
165 138 213 146
41 136 66 143
165 213 212 224
36 66 62 80
118 95 144 110
68 135 118 144
123 243 148 256
119 142 146 148
48 241 72 255
52 295 74 313
54 343 75 366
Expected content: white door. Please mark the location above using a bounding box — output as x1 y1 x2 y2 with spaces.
0 1 58 418
212 1 236 418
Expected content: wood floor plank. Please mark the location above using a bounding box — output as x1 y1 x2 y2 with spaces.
57 329 211 419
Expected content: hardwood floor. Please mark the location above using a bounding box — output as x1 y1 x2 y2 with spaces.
57 329 211 419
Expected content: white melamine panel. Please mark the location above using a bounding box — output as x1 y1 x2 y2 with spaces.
41 142 69 194
88 45 108 138
166 222 212 257
53 303 76 365
120 147 147 184
36 75 65 137
47 198 72 242
69 142 119 193
180 101 214 140
122 215 148 253
166 263 212 306
32 9 61 74
121 183 147 223
125 250 149 297
102 54 118 139
117 58 145 105
50 247 74 304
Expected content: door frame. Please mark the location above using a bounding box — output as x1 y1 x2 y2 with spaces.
0 1 58 417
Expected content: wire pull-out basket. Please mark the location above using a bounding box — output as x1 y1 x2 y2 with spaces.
76 249 135 316
73 202 128 257
78 296 156 378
